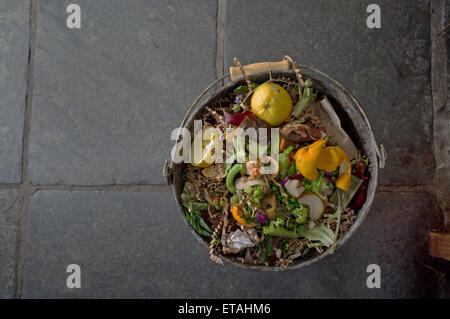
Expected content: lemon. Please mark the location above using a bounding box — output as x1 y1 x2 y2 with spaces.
251 83 292 126
191 127 222 168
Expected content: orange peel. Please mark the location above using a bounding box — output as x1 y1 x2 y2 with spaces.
294 140 326 181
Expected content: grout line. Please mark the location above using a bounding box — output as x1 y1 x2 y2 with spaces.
14 0 38 299
430 0 450 296
430 0 449 222
0 184 21 189
215 0 225 80
377 185 434 194
0 183 436 193
0 182 176 192
32 184 172 192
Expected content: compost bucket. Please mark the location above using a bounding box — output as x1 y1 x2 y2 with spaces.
164 59 386 270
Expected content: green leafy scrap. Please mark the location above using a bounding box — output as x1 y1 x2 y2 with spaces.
233 83 259 94
185 212 213 239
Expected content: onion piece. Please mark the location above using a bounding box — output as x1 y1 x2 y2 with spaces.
284 179 306 198
298 192 326 221
201 164 227 180
234 177 265 191
259 156 279 178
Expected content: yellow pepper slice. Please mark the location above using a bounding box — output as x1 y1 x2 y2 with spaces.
336 159 351 192
316 146 345 172
336 173 351 191
294 140 326 181
316 146 351 191
295 141 352 191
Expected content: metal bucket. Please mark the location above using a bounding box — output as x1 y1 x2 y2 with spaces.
164 65 386 270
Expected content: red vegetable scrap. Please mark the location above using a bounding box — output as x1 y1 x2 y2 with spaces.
323 171 333 178
352 162 366 180
224 111 255 126
351 162 367 209
287 173 304 182
256 210 268 225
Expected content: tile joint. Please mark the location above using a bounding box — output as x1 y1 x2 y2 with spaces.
430 0 449 221
215 0 226 81
14 0 38 299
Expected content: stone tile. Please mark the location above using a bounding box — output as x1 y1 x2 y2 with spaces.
0 189 22 298
29 0 216 185
225 0 433 186
0 0 29 183
22 191 442 298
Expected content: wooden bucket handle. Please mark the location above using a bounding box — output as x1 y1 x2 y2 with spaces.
229 60 290 80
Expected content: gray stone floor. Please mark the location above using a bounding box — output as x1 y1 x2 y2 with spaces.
0 0 448 298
